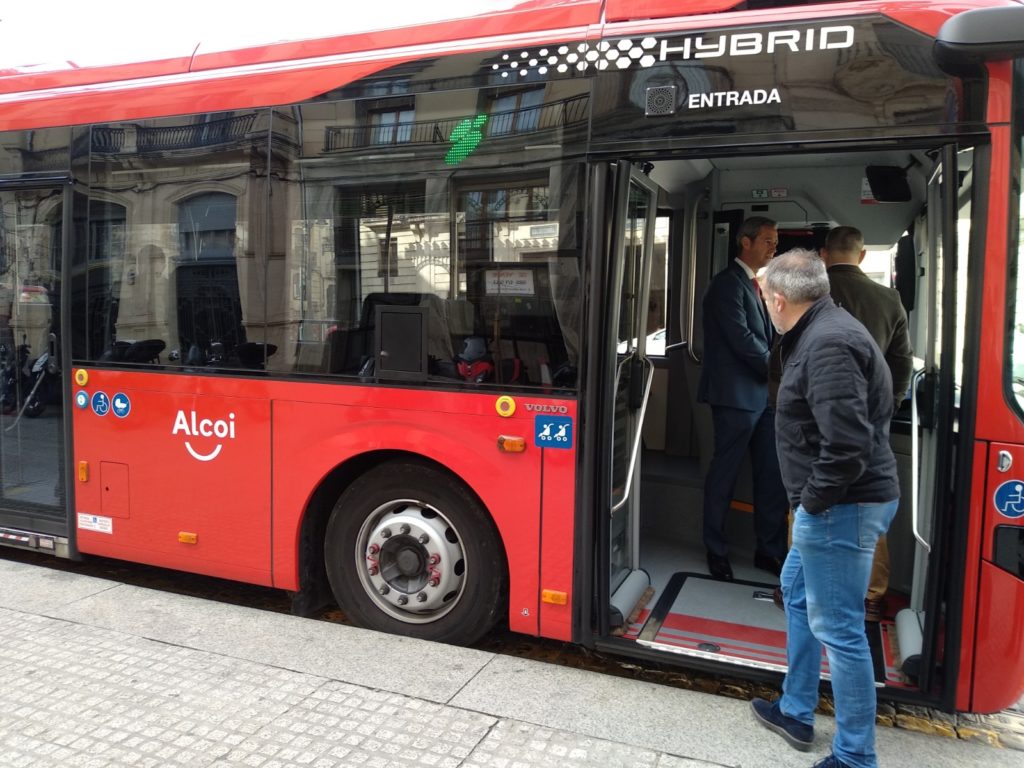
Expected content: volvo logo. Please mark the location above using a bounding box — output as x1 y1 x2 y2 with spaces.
525 403 569 414
172 409 236 462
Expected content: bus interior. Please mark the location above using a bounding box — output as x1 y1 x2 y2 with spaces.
602 141 967 697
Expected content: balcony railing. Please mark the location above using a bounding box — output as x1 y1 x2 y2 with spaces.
324 93 589 152
90 114 258 154
91 127 125 153
137 114 258 151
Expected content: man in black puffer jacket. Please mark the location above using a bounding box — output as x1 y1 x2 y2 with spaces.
748 249 899 768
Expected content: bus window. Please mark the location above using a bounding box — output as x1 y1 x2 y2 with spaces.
646 215 671 357
76 110 271 370
274 81 587 389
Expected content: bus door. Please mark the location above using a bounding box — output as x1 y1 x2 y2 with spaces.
0 183 70 555
895 144 962 690
605 161 659 628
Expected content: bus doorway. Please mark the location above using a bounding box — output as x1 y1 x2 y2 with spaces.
592 144 967 700
603 162 661 630
0 185 70 554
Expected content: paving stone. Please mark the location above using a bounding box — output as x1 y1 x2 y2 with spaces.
1 559 1023 768
461 720 663 768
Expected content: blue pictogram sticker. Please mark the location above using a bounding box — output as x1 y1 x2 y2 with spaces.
90 391 110 417
535 415 573 449
74 390 89 409
111 393 131 419
994 479 1024 519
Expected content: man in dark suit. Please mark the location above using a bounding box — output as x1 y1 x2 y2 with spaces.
698 216 789 580
822 225 913 622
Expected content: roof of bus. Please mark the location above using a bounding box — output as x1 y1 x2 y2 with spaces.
0 1 617 95
0 0 1013 132
0 0 962 93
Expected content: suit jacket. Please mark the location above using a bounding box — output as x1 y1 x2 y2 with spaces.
827 264 914 404
698 260 773 411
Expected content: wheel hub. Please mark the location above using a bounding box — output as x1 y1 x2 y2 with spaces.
359 503 465 621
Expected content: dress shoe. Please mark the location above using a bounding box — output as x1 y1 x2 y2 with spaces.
864 597 886 622
754 551 784 577
772 586 784 611
706 551 734 581
750 698 814 751
812 755 853 768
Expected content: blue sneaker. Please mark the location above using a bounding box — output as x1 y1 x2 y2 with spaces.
812 756 852 768
750 698 814 751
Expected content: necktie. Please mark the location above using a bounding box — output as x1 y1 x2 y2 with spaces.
752 277 769 330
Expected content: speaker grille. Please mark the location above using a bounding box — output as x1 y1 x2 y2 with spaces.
645 85 677 116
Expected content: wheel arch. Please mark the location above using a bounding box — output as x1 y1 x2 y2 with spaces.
290 449 510 620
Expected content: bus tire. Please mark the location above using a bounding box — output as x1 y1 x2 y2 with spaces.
324 461 507 646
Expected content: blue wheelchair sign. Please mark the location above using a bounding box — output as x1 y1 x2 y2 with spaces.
994 479 1024 519
91 391 110 417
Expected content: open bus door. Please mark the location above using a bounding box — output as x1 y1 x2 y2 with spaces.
896 144 963 695
599 161 660 631
0 181 73 557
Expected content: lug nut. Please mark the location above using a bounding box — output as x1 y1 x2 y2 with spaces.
381 528 392 539
418 534 429 544
367 543 380 554
368 565 379 576
379 585 390 595
397 595 408 605
400 524 411 534
428 554 441 565
416 592 427 602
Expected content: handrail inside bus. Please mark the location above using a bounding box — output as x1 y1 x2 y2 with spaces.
684 199 702 365
611 355 653 514
910 367 931 554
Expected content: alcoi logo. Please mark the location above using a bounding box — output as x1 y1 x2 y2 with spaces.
172 409 236 462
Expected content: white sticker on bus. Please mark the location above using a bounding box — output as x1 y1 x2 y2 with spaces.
78 514 113 534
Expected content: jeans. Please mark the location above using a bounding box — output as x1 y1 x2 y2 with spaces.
779 500 899 768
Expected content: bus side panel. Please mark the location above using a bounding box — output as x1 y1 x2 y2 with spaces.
72 370 273 585
539 412 578 642
970 442 1024 712
971 564 1024 713
271 397 544 636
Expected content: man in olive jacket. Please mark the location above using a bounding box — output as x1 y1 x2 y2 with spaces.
750 249 898 768
822 225 913 622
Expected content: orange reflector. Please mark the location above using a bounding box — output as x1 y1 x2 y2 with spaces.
497 435 526 452
178 532 198 545
77 461 89 482
541 589 568 605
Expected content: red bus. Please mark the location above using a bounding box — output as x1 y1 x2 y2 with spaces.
0 0 1022 714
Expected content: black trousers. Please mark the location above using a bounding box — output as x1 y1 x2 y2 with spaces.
702 404 788 559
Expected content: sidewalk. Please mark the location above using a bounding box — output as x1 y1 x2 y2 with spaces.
0 557 1018 768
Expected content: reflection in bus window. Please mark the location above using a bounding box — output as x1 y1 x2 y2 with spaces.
277 86 585 388
74 111 268 370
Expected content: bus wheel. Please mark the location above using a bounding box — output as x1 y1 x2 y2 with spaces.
324 461 506 645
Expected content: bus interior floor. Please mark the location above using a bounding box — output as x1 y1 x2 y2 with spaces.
631 541 910 687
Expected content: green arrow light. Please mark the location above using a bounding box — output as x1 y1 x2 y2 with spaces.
445 114 488 165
